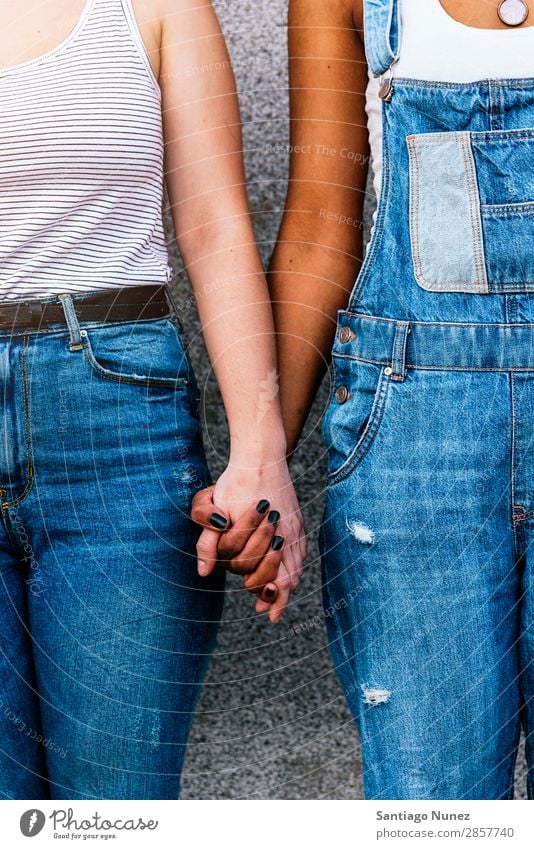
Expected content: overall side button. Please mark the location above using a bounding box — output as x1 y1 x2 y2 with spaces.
338 327 356 344
335 386 350 404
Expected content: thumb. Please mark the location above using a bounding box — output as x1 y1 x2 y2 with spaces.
196 527 222 577
191 485 230 531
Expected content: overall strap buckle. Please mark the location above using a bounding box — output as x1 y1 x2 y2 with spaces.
364 0 402 78
378 65 395 101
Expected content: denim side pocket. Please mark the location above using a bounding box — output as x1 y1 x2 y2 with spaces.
322 356 390 486
80 318 190 390
480 202 534 292
407 127 534 294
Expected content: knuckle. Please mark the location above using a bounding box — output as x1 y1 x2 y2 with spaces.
228 557 244 574
224 533 247 556
217 544 232 561
229 557 254 574
196 540 211 557
218 537 242 560
191 508 203 525
266 563 279 581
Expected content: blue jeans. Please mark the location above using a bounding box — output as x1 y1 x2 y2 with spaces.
321 317 533 799
0 294 224 799
320 0 534 800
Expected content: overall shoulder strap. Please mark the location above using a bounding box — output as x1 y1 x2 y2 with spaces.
363 0 402 77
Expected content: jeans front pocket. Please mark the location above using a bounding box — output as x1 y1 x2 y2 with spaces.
322 355 390 486
81 317 190 390
407 127 534 294
480 202 534 290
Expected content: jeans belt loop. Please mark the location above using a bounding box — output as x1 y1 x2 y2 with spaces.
162 285 184 330
389 321 411 382
28 301 44 328
59 294 83 351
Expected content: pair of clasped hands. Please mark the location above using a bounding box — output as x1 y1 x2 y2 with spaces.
191 484 306 623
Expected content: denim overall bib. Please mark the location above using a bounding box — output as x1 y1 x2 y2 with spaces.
320 0 534 799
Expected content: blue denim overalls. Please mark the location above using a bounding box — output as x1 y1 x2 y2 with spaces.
320 0 534 799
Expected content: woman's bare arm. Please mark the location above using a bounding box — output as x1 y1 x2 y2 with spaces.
160 0 288 459
158 0 306 621
269 0 369 455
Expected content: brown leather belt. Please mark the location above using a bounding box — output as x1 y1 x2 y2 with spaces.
0 285 172 329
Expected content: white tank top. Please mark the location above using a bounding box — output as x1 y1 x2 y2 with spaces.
365 0 534 214
0 0 173 301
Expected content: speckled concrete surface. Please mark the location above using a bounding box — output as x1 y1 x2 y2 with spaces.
163 0 528 800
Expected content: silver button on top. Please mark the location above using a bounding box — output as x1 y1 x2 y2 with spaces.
335 385 350 404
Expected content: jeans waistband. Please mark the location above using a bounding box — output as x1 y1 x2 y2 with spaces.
333 312 534 376
0 285 178 347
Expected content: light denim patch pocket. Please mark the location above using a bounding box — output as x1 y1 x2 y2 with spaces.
407 128 534 294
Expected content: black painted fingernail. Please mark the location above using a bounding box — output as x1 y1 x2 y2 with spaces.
209 513 228 530
263 587 276 600
271 535 284 551
268 510 280 525
256 499 270 515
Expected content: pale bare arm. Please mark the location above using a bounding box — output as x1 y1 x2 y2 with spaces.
158 0 306 621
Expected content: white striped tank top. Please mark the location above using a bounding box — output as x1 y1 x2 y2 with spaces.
0 0 173 301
